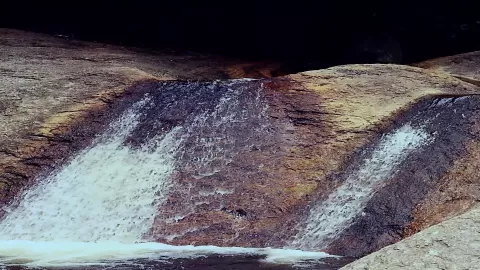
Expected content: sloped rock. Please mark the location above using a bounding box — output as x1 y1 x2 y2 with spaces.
336 51 480 268
393 52 480 240
144 64 480 256
414 51 480 86
0 29 278 216
341 207 480 270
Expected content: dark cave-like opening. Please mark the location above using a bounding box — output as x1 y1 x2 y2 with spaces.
1 1 480 73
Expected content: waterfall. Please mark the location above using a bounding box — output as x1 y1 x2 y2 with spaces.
0 81 334 267
0 97 182 242
291 124 434 250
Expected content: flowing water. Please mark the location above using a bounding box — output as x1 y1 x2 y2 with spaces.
0 98 181 242
0 81 343 269
290 124 434 250
0 79 434 269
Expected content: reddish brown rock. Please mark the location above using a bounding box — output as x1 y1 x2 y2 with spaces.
403 121 480 237
395 51 480 241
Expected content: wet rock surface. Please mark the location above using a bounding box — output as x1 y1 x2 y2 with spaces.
326 95 480 257
146 66 480 255
43 64 477 256
2 30 480 269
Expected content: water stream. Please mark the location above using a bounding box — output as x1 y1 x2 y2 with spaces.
0 80 435 269
0 98 181 243
0 81 335 269
291 124 434 250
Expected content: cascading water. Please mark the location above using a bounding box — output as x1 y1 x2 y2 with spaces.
0 80 333 268
151 80 275 239
291 124 434 250
0 97 182 243
181 80 269 179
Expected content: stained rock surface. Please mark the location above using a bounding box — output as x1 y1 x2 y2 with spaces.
338 51 480 269
402 52 480 237
1 29 480 266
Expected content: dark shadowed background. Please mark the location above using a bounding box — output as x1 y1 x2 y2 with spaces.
1 1 480 72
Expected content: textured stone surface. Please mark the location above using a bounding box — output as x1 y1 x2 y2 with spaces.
414 51 480 85
394 52 480 238
404 138 480 237
282 65 480 257
325 94 480 257
342 207 480 270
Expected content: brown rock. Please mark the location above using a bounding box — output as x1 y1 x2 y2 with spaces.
400 51 480 241
404 139 480 238
414 51 480 86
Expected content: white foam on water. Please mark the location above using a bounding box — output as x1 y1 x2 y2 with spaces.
0 240 335 267
291 124 434 250
0 97 182 243
225 78 258 84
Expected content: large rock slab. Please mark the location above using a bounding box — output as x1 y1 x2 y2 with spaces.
396 52 480 238
1 30 480 262
341 207 480 270
142 64 480 257
0 28 277 148
337 52 480 269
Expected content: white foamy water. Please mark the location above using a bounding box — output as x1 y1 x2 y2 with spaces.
291 124 433 250
0 97 182 243
0 240 334 267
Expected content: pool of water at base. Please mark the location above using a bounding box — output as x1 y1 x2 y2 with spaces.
0 255 355 270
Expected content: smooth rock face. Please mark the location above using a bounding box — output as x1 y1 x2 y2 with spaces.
144 65 480 254
275 65 480 256
0 28 277 146
323 94 480 257
2 29 480 263
341 207 480 270
338 53 480 268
